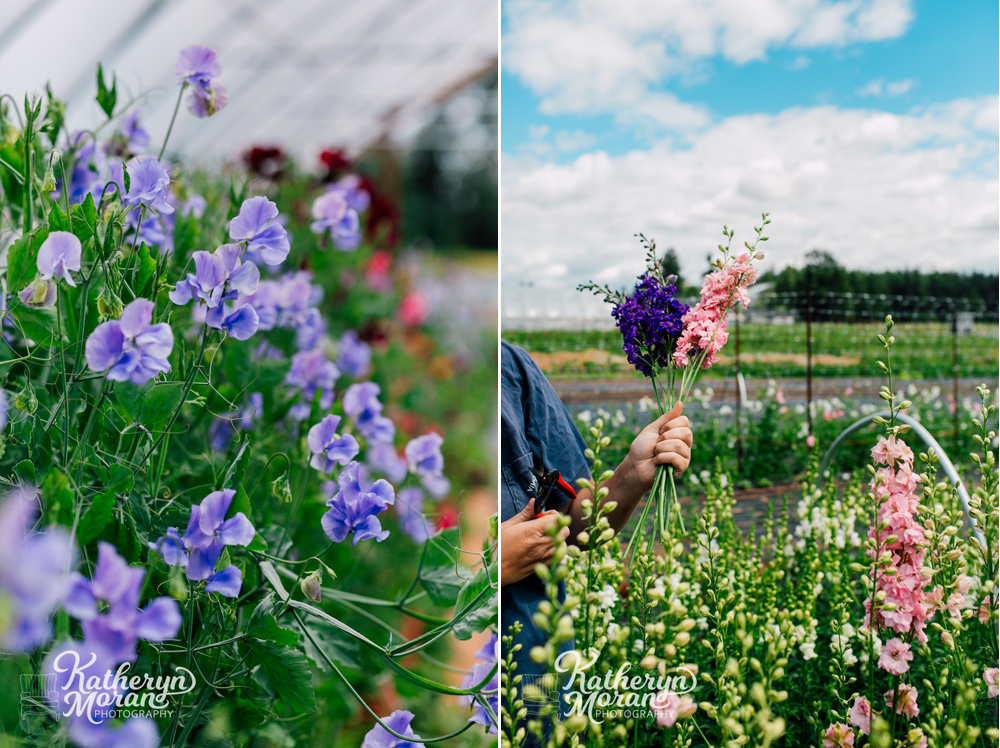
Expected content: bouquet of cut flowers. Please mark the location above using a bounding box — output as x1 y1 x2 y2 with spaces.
578 215 768 557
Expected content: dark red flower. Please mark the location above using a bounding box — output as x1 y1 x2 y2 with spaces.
242 146 286 180
319 149 351 181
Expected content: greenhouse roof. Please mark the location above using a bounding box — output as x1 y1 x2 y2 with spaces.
0 0 497 163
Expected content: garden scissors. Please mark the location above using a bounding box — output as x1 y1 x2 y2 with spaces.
529 450 577 516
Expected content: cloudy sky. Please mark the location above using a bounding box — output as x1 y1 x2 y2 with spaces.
500 0 999 297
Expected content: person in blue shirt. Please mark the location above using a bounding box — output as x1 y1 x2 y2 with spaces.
499 342 692 742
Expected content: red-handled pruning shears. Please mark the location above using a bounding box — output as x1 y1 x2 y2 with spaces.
529 450 577 517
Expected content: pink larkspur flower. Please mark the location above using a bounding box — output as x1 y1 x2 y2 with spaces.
822 722 855 748
849 696 871 735
650 691 697 728
985 667 999 698
884 683 919 718
878 638 913 675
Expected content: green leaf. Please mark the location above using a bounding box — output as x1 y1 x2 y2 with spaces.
244 639 315 713
12 306 59 345
127 492 151 534
132 243 156 298
77 488 117 545
287 617 360 672
104 464 134 493
49 201 68 232
42 469 73 527
115 381 152 422
423 528 461 568
95 63 117 118
7 228 47 291
227 485 252 520
13 459 35 483
451 592 498 641
138 383 184 427
246 533 269 552
419 564 466 608
247 595 299 647
71 194 98 244
454 562 497 616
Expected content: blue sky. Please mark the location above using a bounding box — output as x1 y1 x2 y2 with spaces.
500 0 999 295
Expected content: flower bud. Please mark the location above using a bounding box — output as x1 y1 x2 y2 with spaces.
300 571 322 602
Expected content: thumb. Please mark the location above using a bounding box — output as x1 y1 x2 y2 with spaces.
509 498 536 523
647 401 683 432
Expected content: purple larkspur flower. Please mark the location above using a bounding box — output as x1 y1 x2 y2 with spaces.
361 709 422 748
321 462 395 546
337 330 371 377
120 109 150 154
149 489 255 598
37 231 82 286
229 196 290 265
395 487 433 544
123 155 173 215
285 348 340 419
43 640 160 748
62 542 181 663
18 279 57 309
367 441 408 483
85 298 174 384
176 45 228 118
405 432 445 478
308 414 360 473
0 488 75 651
310 190 361 251
343 382 395 443
611 273 689 377
169 243 260 340
458 633 499 734
209 392 263 451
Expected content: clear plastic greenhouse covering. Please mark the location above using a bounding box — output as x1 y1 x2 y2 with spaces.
0 0 497 163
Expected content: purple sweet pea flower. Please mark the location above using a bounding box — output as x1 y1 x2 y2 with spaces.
458 633 499 734
123 155 173 215
295 308 327 351
405 433 445 478
395 487 433 544
0 488 75 651
209 392 263 451
18 278 57 309
361 709 422 748
367 441 408 484
229 196 290 265
62 542 181 663
308 414 360 473
337 330 371 377
285 348 340 419
150 489 255 598
125 210 167 250
310 190 361 251
343 382 395 443
120 109 150 154
176 45 228 118
331 174 371 213
169 243 261 340
61 131 106 205
421 473 451 500
321 462 395 546
37 231 82 286
85 298 174 384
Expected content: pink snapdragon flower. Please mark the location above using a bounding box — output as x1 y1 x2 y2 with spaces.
822 722 855 748
672 252 758 369
884 683 919 718
878 638 913 675
985 667 999 698
650 690 697 728
849 696 871 735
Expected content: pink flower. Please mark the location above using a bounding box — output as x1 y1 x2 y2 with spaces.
396 291 431 327
904 728 928 748
878 638 913 675
979 594 997 624
806 434 816 449
822 722 855 748
849 696 871 735
651 691 697 728
870 435 914 468
844 386 854 396
884 683 919 718
775 390 786 405
985 667 999 698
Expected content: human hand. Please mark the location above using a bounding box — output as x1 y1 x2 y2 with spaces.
622 402 692 493
499 499 570 586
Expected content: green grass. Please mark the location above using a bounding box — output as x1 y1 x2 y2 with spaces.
503 322 999 379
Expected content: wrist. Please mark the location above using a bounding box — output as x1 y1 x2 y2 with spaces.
614 455 649 498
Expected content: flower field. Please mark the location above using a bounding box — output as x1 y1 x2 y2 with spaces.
0 48 497 747
500 327 999 747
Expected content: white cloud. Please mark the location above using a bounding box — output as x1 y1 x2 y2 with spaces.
504 0 915 127
859 78 916 97
501 97 999 291
554 129 599 151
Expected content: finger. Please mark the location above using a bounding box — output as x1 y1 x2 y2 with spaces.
656 438 691 460
557 526 571 541
511 499 536 523
645 401 683 433
659 427 693 447
660 415 689 434
655 450 689 476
